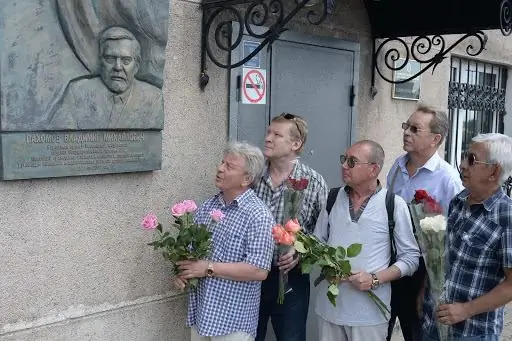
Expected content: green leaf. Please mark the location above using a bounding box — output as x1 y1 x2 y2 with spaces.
335 247 346 260
340 260 351 274
328 283 339 296
301 261 313 274
294 241 307 253
347 243 362 258
327 291 337 307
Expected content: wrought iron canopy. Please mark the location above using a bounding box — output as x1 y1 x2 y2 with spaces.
199 0 512 89
199 0 331 89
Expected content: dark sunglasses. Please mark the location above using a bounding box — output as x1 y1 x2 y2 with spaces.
401 122 429 134
340 155 375 168
462 151 494 167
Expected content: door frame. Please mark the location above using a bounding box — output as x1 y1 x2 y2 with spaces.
228 23 361 145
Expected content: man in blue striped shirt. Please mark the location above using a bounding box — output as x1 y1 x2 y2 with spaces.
421 133 512 341
387 104 463 341
174 141 275 341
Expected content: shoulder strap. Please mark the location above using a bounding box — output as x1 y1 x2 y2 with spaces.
326 187 341 240
386 189 397 265
326 187 341 215
387 166 400 265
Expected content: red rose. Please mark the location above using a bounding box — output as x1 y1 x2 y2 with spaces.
423 197 443 214
287 177 309 191
296 178 309 191
414 189 429 202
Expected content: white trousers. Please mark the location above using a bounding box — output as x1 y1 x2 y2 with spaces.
191 327 254 341
317 316 388 341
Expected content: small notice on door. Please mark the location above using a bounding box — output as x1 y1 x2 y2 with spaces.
242 68 266 105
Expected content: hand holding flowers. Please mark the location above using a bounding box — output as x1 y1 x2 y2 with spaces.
294 233 390 318
141 201 224 290
409 189 449 340
272 218 301 304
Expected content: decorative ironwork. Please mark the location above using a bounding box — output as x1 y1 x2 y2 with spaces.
373 32 488 85
448 82 506 114
199 0 329 89
501 0 512 36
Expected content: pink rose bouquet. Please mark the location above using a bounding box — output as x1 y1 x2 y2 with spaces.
141 200 224 289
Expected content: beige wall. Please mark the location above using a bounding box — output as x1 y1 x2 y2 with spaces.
2 1 511 340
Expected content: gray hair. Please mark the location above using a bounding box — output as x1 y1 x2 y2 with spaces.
416 103 450 145
98 26 141 64
472 133 512 184
356 140 385 174
224 141 265 186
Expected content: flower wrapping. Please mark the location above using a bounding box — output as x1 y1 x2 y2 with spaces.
409 190 450 341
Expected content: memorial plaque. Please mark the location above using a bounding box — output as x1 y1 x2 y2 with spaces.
1 131 161 180
0 0 170 180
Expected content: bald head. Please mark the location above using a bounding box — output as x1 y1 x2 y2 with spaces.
354 140 385 173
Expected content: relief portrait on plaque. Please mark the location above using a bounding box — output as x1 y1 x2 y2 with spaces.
0 0 169 132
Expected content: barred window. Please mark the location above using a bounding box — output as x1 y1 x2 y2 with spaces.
445 57 507 167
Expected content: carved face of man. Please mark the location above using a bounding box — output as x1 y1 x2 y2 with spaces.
99 39 139 94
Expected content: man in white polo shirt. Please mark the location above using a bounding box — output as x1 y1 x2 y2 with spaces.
314 140 420 341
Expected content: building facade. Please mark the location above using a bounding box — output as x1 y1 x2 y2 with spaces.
1 0 511 340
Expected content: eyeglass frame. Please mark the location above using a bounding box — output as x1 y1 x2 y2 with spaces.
339 155 376 168
461 151 495 167
401 122 431 134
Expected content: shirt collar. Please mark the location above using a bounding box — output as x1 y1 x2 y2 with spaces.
344 179 383 195
216 188 253 207
261 158 302 184
398 152 441 173
456 188 505 211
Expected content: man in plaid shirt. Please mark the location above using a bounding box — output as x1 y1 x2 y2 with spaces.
254 113 329 341
174 141 275 341
421 133 512 341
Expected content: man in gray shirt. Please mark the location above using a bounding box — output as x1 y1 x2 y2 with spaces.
314 140 420 341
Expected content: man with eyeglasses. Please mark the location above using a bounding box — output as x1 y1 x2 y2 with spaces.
313 140 420 341
254 113 329 341
421 133 512 341
386 104 463 341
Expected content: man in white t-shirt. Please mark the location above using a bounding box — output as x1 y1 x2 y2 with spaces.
313 140 420 341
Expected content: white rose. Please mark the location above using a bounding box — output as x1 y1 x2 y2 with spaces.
419 215 447 233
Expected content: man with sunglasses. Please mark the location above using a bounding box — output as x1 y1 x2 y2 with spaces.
386 104 463 341
421 133 512 341
254 113 329 341
314 140 420 341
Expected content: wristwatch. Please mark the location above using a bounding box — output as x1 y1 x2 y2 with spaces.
370 273 380 290
206 262 215 278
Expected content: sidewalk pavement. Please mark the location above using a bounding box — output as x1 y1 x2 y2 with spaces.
391 304 512 341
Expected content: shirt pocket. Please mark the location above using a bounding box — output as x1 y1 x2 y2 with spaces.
461 224 500 255
212 229 245 263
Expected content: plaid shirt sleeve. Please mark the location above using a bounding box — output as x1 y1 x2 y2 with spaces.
304 177 329 234
499 204 512 267
244 210 275 271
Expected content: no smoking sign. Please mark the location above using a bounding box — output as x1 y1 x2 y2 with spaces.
242 68 266 105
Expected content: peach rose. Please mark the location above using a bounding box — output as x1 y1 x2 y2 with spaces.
284 218 301 233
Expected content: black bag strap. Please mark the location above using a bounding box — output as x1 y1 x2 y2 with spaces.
326 187 341 240
387 167 401 265
386 188 397 265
